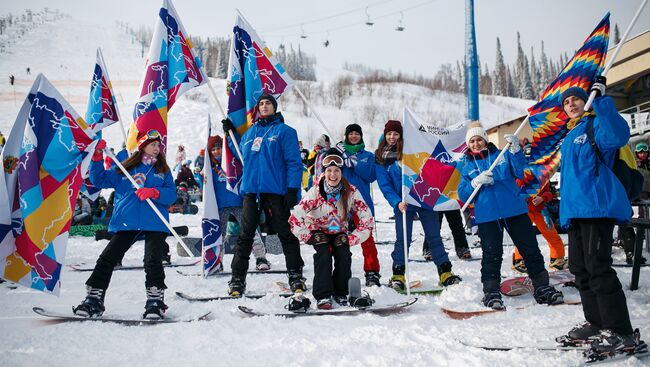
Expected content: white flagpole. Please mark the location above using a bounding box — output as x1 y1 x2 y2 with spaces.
97 48 129 146
400 117 411 297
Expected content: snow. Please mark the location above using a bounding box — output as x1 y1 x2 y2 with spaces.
1 13 650 367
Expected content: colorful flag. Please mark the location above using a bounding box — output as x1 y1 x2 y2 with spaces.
86 48 120 136
0 74 96 295
126 0 207 153
201 116 223 277
519 14 609 196
223 13 294 193
401 107 468 211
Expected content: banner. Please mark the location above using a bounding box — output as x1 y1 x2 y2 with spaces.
201 116 223 277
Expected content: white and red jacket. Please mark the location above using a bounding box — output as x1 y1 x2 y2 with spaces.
289 180 373 246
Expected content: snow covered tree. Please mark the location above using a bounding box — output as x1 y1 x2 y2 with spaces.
614 24 621 45
493 37 507 96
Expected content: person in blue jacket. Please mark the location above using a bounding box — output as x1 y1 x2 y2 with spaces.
458 122 563 310
73 130 176 320
555 81 642 354
207 134 270 270
222 94 305 296
375 120 461 290
335 123 381 286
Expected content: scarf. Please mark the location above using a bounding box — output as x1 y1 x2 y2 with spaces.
566 110 596 131
324 181 343 232
381 144 398 166
343 141 365 155
142 153 158 166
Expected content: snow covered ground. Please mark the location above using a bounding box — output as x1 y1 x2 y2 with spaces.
1 13 649 367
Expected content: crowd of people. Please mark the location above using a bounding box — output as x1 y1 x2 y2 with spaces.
69 79 647 355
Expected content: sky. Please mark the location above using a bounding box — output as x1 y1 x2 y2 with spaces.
2 0 649 76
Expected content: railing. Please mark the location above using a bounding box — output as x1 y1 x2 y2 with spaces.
621 100 650 136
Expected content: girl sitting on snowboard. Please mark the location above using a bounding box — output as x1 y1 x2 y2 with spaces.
74 130 176 320
289 149 374 310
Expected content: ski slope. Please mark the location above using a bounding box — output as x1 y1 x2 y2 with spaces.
1 13 649 367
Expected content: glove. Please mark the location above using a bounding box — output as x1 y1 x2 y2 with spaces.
591 75 606 97
504 134 521 154
92 139 107 162
333 233 349 246
307 231 329 246
222 118 235 135
135 187 160 201
344 155 357 168
284 188 299 209
471 171 494 189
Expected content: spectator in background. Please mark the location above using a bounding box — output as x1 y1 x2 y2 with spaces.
173 144 186 172
194 149 205 171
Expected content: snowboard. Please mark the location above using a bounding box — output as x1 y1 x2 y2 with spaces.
612 263 650 268
176 269 288 277
500 269 575 296
441 299 582 320
69 259 200 272
238 298 418 318
32 307 211 325
409 257 481 263
457 339 590 352
175 291 292 302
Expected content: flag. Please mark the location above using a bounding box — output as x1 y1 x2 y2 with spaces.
401 107 468 210
86 48 120 137
223 13 294 193
519 13 609 196
126 0 207 153
79 179 102 202
0 74 96 295
201 116 223 277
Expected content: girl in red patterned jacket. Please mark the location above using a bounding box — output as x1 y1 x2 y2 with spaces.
289 149 374 310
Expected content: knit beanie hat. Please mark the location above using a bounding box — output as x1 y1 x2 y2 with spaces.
345 123 363 138
560 87 588 108
465 121 488 146
137 129 162 151
207 135 222 151
257 94 278 112
384 120 402 136
315 134 330 148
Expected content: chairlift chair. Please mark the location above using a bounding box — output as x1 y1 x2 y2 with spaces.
395 12 405 31
365 7 374 26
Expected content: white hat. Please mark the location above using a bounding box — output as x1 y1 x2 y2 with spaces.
465 121 488 147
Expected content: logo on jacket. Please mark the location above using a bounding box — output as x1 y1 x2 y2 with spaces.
574 133 587 145
267 134 279 143
133 172 146 187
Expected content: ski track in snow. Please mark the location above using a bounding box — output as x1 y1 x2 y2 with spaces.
1 15 650 367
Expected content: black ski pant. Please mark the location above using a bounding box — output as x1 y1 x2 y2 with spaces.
568 219 633 335
438 209 469 254
478 213 549 293
312 237 352 300
86 231 167 290
231 194 304 277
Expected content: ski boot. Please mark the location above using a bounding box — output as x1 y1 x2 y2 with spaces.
255 257 271 271
73 286 106 318
288 269 307 293
142 286 168 320
334 295 349 306
228 276 246 297
626 252 647 265
438 261 462 286
549 257 568 271
364 271 381 287
389 275 406 291
512 258 528 273
286 293 311 313
457 248 473 260
482 291 505 310
317 297 333 310
556 321 601 346
348 277 374 308
161 253 172 266
533 285 564 305
585 328 647 363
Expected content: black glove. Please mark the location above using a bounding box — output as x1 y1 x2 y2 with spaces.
591 75 606 97
284 188 299 209
333 233 349 246
307 231 329 246
222 118 235 135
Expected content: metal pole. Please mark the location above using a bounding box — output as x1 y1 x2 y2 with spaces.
97 48 128 146
294 85 333 138
401 157 411 297
204 78 245 166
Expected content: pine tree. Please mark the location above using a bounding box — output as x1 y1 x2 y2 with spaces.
506 65 516 97
521 55 535 99
515 32 526 98
529 46 540 97
493 37 506 96
538 40 550 90
614 24 621 45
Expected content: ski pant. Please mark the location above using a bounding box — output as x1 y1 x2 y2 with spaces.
619 208 645 256
514 210 565 260
393 207 449 268
312 236 352 300
568 219 633 335
219 206 266 260
478 213 549 293
231 194 304 277
86 231 167 290
350 211 380 273
436 209 470 255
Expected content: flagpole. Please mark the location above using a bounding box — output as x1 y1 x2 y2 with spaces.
400 145 411 297
460 115 530 213
104 149 196 257
584 0 648 110
294 86 333 138
97 47 129 146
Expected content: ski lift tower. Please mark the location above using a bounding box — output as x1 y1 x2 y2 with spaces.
465 0 479 122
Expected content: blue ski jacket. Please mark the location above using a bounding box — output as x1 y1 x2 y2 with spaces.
342 148 377 215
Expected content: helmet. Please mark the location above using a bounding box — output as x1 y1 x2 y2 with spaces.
635 142 649 153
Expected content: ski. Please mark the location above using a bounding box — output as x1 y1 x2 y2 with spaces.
457 339 590 352
238 298 418 318
69 260 200 272
175 291 292 302
32 307 210 325
441 299 582 320
176 269 288 277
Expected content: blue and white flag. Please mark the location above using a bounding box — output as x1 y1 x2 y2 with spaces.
201 115 223 277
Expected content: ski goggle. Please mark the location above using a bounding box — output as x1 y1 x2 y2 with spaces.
635 145 648 153
322 154 344 168
137 129 161 147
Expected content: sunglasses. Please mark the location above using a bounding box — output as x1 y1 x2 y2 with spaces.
322 154 343 168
